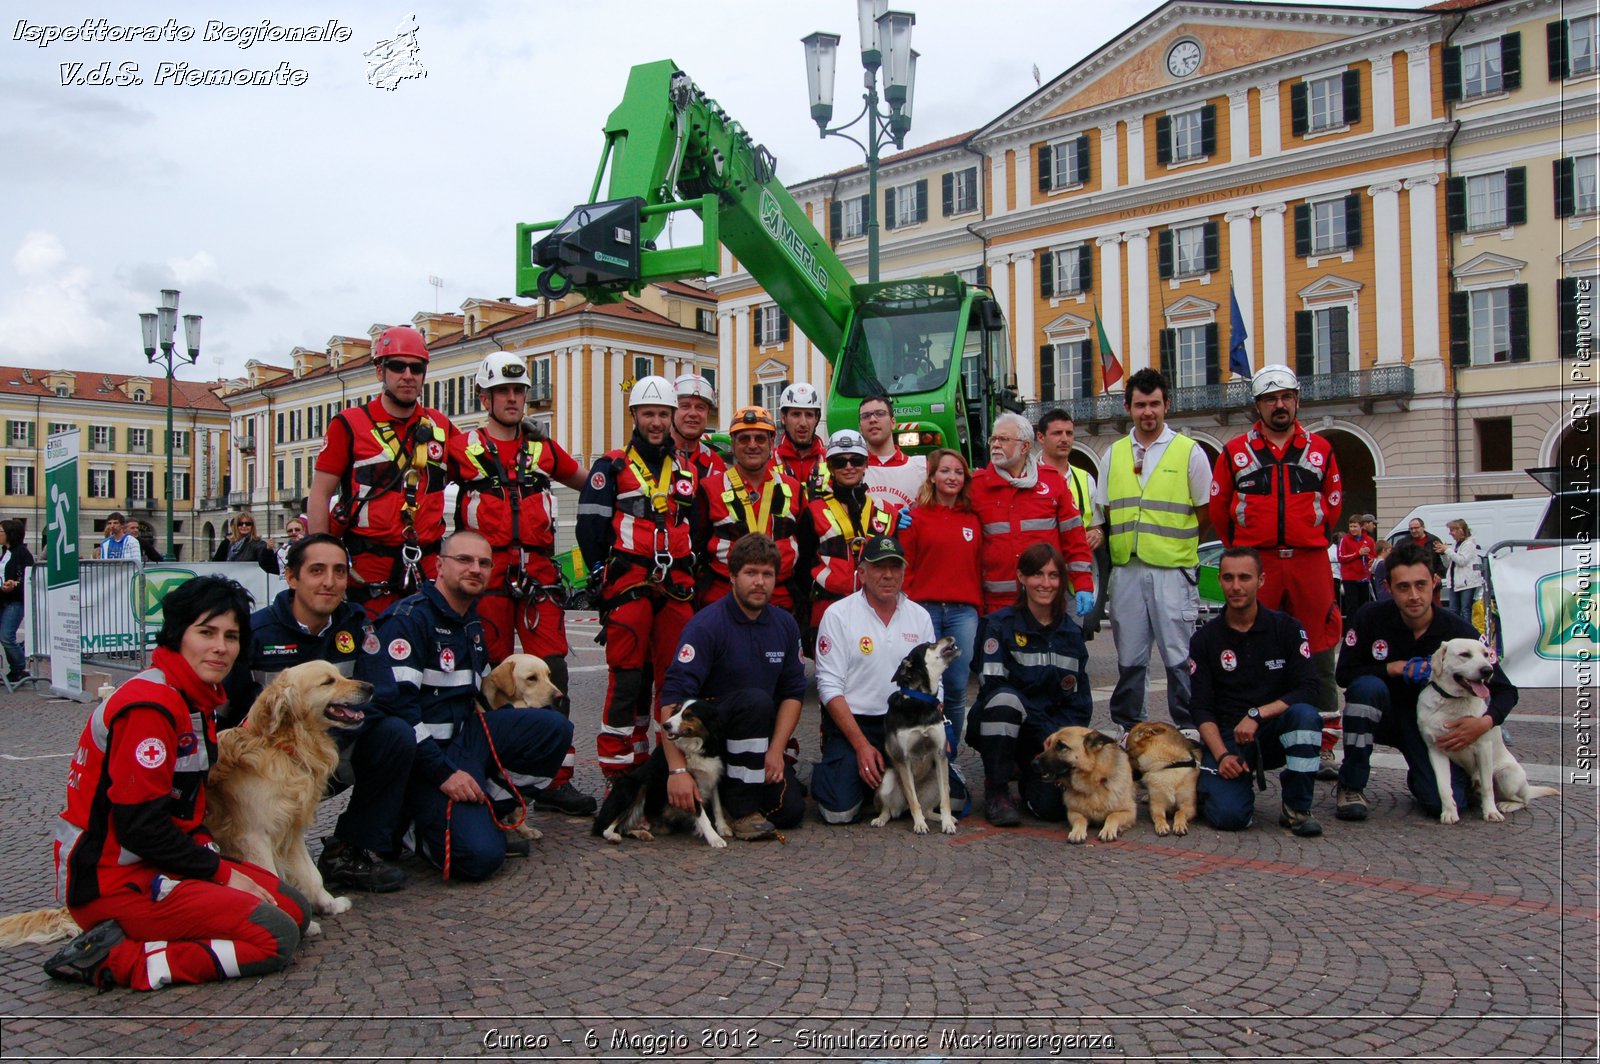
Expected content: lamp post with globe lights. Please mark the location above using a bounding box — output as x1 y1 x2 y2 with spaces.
139 289 201 559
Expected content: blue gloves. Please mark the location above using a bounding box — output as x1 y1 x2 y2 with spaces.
1401 657 1432 684
1074 590 1095 617
897 508 914 530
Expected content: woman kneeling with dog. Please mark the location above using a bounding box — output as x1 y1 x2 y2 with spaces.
965 543 1094 826
46 576 311 991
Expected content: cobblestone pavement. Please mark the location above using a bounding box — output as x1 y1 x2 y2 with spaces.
0 617 1595 1061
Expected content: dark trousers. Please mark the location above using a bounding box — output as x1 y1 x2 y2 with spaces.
967 685 1092 822
408 708 573 881
332 714 415 855
1339 674 1469 817
1196 703 1322 830
714 688 805 829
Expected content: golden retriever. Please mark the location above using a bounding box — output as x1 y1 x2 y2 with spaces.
0 660 370 947
1036 726 1138 843
479 654 562 841
205 661 372 925
1124 721 1201 837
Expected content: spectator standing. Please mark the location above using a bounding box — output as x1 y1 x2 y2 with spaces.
1439 519 1484 623
1336 516 1377 626
212 514 271 565
0 518 34 682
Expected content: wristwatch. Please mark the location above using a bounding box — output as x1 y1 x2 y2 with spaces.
1246 707 1262 721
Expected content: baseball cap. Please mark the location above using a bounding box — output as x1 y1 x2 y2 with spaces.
859 535 906 565
1360 513 1376 523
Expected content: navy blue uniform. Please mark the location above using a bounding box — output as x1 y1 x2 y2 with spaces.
1336 599 1516 816
362 583 572 881
966 606 1092 821
1188 606 1322 828
221 591 413 855
660 595 806 827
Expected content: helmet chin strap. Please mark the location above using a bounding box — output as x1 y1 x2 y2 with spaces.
382 386 418 413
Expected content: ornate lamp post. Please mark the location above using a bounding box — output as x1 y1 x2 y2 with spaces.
802 1 918 282
139 289 201 559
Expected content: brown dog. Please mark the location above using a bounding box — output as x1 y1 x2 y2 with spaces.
479 654 562 841
1036 726 1138 843
1124 722 1200 837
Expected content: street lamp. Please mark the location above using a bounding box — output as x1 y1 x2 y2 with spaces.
139 289 201 560
802 1 918 282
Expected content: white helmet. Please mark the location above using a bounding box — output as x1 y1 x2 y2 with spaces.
779 382 822 412
629 375 676 409
1250 364 1300 400
474 352 530 391
825 429 869 458
675 372 716 404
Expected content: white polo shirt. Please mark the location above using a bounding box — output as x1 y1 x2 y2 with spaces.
815 589 937 717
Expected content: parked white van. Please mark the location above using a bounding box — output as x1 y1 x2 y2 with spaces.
1385 497 1550 552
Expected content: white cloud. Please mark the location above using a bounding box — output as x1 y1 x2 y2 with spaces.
0 232 118 365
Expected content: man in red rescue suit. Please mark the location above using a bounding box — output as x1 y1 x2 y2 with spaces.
671 371 726 480
1210 364 1344 770
577 375 700 781
798 429 898 651
694 406 804 610
450 352 596 817
309 325 456 620
775 382 830 501
47 576 310 992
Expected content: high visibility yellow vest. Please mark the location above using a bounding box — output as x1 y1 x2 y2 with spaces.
1105 434 1200 567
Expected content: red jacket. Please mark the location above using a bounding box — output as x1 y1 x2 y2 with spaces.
806 487 898 603
695 465 804 606
1210 422 1342 550
1337 532 1376 582
969 463 1093 612
900 503 984 609
316 399 456 548
450 430 578 584
576 435 699 598
56 647 226 908
776 434 829 500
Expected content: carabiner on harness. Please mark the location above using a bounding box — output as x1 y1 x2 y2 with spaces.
650 525 673 584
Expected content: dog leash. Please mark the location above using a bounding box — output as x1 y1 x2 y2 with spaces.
442 693 532 881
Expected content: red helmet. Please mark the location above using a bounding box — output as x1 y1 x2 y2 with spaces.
373 326 430 364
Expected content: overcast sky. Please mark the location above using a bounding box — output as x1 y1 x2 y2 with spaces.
2 0 1419 380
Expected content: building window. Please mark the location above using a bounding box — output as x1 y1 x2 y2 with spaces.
531 357 552 401
6 465 33 496
54 385 67 398
833 195 867 240
887 180 927 229
701 367 717 392
90 425 111 451
1307 74 1345 130
48 423 71 438
132 389 146 403
1042 341 1090 401
1569 15 1598 76
129 470 154 500
755 380 784 412
170 430 188 455
276 460 286 492
8 421 27 446
1461 38 1505 97
1469 289 1512 364
128 427 149 453
632 355 652 382
172 472 190 500
1175 326 1209 387
1476 418 1513 472
944 166 978 214
1170 108 1204 162
1467 172 1507 230
1174 225 1206 277
696 308 716 333
1039 137 1089 192
89 468 112 498
1313 307 1350 375
754 305 789 347
1557 155 1599 217
1041 245 1091 297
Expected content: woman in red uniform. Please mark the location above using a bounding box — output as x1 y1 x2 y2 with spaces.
897 448 984 759
47 576 310 991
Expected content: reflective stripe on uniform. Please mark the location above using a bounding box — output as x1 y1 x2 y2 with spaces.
414 721 455 742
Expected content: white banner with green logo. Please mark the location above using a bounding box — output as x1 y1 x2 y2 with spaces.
44 431 82 698
81 564 284 654
1490 544 1598 689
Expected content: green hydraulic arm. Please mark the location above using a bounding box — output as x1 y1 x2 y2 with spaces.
515 60 860 362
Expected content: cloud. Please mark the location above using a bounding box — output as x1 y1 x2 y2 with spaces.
0 231 118 366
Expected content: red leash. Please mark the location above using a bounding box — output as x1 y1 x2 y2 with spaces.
442 700 530 880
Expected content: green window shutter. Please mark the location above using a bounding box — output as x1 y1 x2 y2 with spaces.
1038 143 1053 191
1039 345 1056 400
1204 323 1221 385
1558 277 1579 356
1501 32 1522 91
1342 69 1361 124
830 200 842 241
1294 204 1312 257
915 179 928 223
1344 193 1363 249
1202 221 1221 273
1078 342 1095 399
1154 116 1172 165
1508 283 1530 362
1199 105 1217 156
884 186 897 231
1076 135 1091 185
1555 158 1576 218
1039 250 1055 297
1295 311 1315 377
778 310 791 343
941 172 954 216
1445 177 1467 233
1548 20 1571 80
1158 329 1175 380
1443 46 1463 103
1078 245 1093 292
1448 292 1472 367
1290 81 1309 136
1157 229 1174 279
1330 306 1351 371
1506 166 1527 226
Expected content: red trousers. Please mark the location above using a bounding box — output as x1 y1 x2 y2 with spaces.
479 589 576 791
597 591 691 779
1259 548 1342 752
70 859 308 991
351 550 439 621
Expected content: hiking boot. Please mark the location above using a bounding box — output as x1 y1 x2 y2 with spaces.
317 838 406 893
1335 787 1369 822
984 788 1021 827
1317 748 1339 781
531 782 598 817
729 813 777 841
1279 805 1323 838
43 920 122 990
503 832 532 858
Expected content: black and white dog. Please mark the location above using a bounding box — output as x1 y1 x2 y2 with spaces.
591 699 731 848
872 636 960 835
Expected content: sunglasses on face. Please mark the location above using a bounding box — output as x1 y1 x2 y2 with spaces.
384 360 426 375
829 455 868 468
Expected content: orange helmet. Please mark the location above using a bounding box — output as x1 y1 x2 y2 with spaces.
729 405 777 434
373 326 430 364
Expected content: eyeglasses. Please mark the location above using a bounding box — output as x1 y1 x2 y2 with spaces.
236 521 254 528
443 554 494 570
828 455 868 468
384 360 427 375
859 409 891 421
989 436 1025 446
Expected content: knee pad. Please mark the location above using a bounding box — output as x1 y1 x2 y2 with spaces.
275 882 313 934
239 902 302 975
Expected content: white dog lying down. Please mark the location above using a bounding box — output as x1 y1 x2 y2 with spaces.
1415 637 1557 824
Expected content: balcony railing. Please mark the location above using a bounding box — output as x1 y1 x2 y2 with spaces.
200 496 225 511
1025 365 1416 426
235 435 256 453
227 491 251 507
529 381 553 404
124 497 157 512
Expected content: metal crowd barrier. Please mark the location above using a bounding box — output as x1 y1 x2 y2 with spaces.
79 559 148 671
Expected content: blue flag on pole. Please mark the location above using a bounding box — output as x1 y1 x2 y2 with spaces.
1228 285 1251 381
